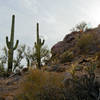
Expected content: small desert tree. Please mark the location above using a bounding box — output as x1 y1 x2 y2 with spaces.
0 47 8 76
40 46 51 65
24 47 36 67
24 46 50 67
76 22 88 32
71 22 88 32
0 47 8 68
13 45 26 72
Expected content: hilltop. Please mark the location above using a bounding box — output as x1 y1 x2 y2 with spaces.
1 23 100 100
46 25 100 73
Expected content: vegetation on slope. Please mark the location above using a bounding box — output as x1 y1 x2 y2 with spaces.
1 15 100 100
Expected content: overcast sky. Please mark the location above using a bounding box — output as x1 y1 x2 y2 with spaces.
0 0 100 49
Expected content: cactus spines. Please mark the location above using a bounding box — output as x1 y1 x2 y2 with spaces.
6 15 19 72
35 23 45 69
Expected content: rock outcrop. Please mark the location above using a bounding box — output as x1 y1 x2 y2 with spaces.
51 25 100 56
51 31 80 55
0 73 26 100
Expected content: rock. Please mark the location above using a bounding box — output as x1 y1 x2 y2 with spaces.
74 65 83 71
6 76 21 86
22 67 28 73
0 97 5 100
51 31 79 56
51 26 100 57
51 41 65 55
0 72 23 99
79 59 89 64
47 65 59 72
5 96 13 100
63 78 74 89
63 32 76 43
56 66 66 72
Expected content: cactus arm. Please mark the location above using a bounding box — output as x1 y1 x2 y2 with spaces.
41 39 45 45
13 40 19 50
35 42 38 49
39 39 45 46
37 23 39 42
6 36 11 49
10 15 15 42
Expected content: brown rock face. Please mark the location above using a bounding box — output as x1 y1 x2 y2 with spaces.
51 41 65 55
0 74 24 100
51 26 100 56
51 31 80 56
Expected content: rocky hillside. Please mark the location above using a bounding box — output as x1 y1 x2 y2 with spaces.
0 72 27 100
1 24 100 100
51 25 100 56
46 25 100 73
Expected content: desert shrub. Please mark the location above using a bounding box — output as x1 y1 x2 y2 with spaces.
71 22 88 32
0 47 8 77
76 22 88 32
64 73 99 100
84 63 96 74
69 64 79 80
0 63 5 77
64 63 99 100
76 33 99 54
95 52 100 68
13 45 26 72
50 55 60 65
16 69 66 100
15 65 100 100
60 50 73 63
0 62 8 77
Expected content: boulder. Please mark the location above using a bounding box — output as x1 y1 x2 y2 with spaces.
51 41 65 55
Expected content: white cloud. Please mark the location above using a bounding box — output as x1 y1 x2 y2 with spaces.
0 0 100 50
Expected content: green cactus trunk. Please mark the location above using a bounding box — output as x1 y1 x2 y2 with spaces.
35 23 45 69
6 15 19 72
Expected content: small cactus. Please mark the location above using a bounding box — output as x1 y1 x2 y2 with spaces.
6 15 19 72
35 23 45 69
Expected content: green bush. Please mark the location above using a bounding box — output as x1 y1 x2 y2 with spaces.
63 73 98 100
60 50 73 63
76 33 99 54
95 52 100 68
0 63 7 77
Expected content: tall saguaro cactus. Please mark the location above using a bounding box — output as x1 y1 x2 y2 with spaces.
35 23 45 69
6 15 19 72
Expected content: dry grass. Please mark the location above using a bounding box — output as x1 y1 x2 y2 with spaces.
76 33 99 54
16 69 65 100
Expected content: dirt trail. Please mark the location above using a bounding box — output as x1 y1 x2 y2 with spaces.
0 74 23 100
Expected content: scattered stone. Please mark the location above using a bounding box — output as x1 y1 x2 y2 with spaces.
5 96 13 100
56 66 66 72
22 67 28 73
79 59 88 64
0 97 5 100
47 65 59 72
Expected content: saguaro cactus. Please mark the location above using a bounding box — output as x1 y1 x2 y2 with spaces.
6 15 19 72
35 23 45 69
